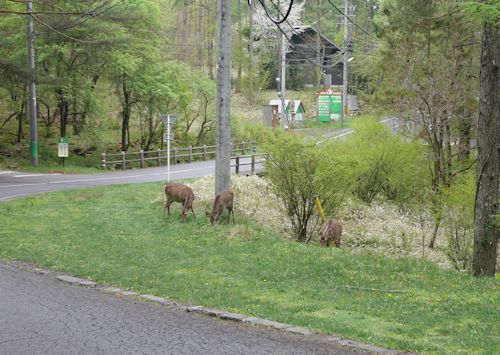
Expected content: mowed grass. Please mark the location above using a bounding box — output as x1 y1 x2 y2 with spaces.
0 182 498 353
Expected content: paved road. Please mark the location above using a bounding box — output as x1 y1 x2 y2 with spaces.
0 262 366 354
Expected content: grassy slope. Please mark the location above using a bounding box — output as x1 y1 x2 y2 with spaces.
0 182 498 353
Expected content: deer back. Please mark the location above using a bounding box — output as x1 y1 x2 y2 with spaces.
320 218 342 247
210 190 233 222
165 183 194 207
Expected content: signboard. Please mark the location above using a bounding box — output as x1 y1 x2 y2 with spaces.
317 91 343 122
58 137 68 157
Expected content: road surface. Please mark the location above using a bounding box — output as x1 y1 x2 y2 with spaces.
0 262 368 354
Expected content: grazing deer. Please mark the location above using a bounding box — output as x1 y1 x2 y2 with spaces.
207 190 234 225
319 218 342 247
164 183 196 223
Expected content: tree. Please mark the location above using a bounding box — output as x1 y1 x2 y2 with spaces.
471 1 499 276
370 0 480 248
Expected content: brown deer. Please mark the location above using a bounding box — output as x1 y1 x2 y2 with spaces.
207 190 234 225
164 183 196 223
319 218 342 247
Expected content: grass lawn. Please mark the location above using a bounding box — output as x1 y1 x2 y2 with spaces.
0 182 498 353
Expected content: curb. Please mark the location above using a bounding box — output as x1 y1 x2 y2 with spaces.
15 262 401 354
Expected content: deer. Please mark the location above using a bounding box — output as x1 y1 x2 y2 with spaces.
164 183 196 223
319 218 342 248
207 190 234 226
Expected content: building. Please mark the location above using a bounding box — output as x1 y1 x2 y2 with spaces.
287 26 343 88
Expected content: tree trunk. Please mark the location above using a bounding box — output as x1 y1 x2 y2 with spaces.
16 104 25 143
472 21 499 277
207 4 215 80
121 81 131 152
59 99 69 138
197 0 204 69
316 0 322 89
235 0 242 94
248 0 254 101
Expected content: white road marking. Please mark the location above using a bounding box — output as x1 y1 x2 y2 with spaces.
0 193 28 201
0 183 47 189
13 173 62 178
0 171 17 174
0 166 214 190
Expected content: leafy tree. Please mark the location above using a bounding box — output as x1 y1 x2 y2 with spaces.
368 0 480 247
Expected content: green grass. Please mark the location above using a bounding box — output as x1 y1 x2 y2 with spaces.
0 182 498 353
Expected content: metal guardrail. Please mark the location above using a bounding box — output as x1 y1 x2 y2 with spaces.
101 142 257 170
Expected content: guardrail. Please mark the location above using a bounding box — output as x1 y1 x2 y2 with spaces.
101 142 257 170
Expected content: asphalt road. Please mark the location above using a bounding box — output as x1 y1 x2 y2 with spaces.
0 262 368 355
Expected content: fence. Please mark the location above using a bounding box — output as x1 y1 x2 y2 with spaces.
101 142 257 170
231 153 267 175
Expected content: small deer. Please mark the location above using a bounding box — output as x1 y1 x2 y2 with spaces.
207 190 234 225
319 218 342 247
164 183 196 223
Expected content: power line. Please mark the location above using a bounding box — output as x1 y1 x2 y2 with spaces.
250 0 294 24
326 0 374 37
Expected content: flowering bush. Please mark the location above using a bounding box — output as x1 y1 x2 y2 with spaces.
157 176 452 269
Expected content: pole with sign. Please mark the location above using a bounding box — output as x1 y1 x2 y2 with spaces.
58 137 68 167
161 114 177 182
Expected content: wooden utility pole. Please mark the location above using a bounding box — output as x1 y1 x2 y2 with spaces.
215 0 231 194
342 0 351 129
26 1 38 166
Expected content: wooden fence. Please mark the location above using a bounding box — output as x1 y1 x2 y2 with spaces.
231 153 267 175
101 142 257 170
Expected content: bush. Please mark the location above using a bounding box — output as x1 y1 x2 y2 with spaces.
262 130 353 242
333 117 429 206
442 173 475 272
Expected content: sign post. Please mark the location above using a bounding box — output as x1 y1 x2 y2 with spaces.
161 114 177 182
58 137 68 167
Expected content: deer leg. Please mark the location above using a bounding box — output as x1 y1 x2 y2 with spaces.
166 201 173 216
190 206 196 219
229 207 235 224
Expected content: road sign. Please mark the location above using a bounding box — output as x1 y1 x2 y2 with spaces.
58 137 68 157
161 114 177 127
163 133 174 142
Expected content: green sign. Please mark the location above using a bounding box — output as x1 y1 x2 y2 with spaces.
317 92 343 122
58 137 68 144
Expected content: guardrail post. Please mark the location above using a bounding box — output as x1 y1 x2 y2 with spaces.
140 150 145 168
101 152 106 169
241 142 246 155
121 151 126 170
188 145 193 163
173 148 177 165
157 149 161 166
235 156 240 175
251 154 255 174
203 145 207 161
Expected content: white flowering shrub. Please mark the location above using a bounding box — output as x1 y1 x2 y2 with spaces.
156 176 452 269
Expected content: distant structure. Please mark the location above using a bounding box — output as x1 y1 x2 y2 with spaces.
287 26 343 88
263 99 305 129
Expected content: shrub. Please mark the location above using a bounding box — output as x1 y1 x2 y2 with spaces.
262 130 353 242
442 173 475 272
333 117 429 206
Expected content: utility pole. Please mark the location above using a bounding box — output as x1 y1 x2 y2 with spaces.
280 31 287 129
26 1 38 166
215 0 231 195
342 0 350 129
